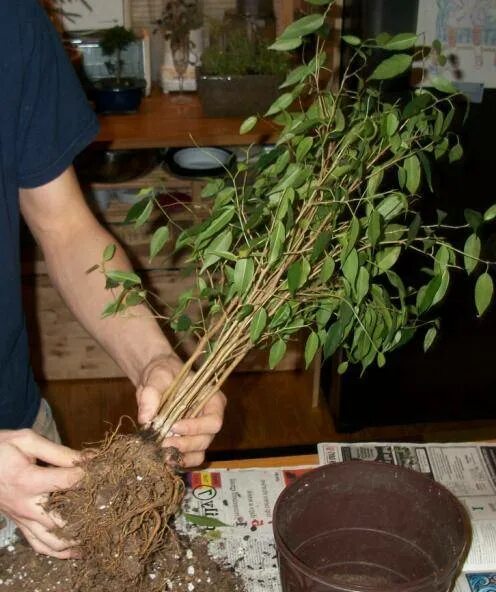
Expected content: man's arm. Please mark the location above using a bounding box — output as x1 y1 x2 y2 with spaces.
20 166 225 466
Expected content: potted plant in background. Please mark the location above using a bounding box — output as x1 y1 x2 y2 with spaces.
156 0 204 98
92 25 146 114
198 17 290 117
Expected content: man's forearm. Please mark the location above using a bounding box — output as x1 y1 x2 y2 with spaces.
20 168 176 385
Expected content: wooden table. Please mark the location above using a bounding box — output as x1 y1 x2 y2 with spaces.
95 89 280 150
207 454 318 470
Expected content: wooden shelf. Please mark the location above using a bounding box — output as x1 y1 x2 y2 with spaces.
95 89 280 150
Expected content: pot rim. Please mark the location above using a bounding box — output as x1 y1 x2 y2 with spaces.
272 460 471 592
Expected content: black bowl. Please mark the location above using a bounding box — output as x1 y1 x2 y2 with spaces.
74 148 159 184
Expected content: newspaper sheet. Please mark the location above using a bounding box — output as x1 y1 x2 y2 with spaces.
175 442 496 592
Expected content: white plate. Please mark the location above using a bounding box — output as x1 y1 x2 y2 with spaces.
172 147 232 171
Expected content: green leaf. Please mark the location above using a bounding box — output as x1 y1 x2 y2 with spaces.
125 198 149 223
102 299 120 318
281 14 325 39
323 322 343 358
449 143 463 163
430 75 457 94
419 271 450 313
103 243 116 262
175 314 192 332
483 204 496 222
376 193 406 221
125 291 144 307
197 207 235 243
475 272 494 317
464 208 483 231
377 352 386 368
319 256 335 283
434 138 449 160
200 231 233 273
342 35 361 46
386 111 399 136
337 361 349 374
369 54 412 81
367 168 384 197
270 303 291 328
135 200 154 227
268 221 286 266
280 65 310 89
423 326 438 352
240 116 258 135
356 267 370 304
376 247 401 271
269 339 287 369
342 249 359 287
404 154 421 194
105 270 141 285
464 234 481 274
304 332 320 369
250 307 268 343
184 513 229 528
367 210 382 247
296 137 314 161
266 92 294 116
269 37 302 51
150 226 170 260
201 179 224 198
311 232 332 263
287 260 302 296
234 258 255 295
383 32 418 51
418 152 433 192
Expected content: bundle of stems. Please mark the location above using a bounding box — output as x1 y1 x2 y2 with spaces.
101 1 495 443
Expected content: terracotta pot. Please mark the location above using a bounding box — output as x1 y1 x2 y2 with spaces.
273 461 471 592
197 74 281 117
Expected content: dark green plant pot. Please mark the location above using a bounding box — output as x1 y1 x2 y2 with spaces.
197 74 281 118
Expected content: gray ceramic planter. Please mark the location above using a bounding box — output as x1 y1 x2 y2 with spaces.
197 73 281 118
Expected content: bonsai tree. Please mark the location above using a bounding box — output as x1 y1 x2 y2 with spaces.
47 1 496 589
99 25 137 86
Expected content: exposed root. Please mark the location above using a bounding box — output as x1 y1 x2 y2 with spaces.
46 432 184 590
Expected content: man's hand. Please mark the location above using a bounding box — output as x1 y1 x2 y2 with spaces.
136 353 227 467
0 429 82 558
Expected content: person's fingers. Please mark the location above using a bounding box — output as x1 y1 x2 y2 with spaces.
160 434 213 455
137 354 186 424
181 451 206 468
171 413 223 438
19 518 74 553
12 430 81 468
136 384 161 425
17 524 76 559
21 465 83 495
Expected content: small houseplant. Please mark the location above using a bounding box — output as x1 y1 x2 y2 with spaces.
198 18 290 116
156 0 204 94
31 1 496 590
92 25 146 114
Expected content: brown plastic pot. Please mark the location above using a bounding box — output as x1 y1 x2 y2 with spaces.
273 461 471 592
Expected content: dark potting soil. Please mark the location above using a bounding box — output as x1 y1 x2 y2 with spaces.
0 534 244 592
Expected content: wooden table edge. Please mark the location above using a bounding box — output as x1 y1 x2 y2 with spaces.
205 454 318 470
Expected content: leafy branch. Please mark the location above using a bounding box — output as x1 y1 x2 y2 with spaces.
95 0 496 441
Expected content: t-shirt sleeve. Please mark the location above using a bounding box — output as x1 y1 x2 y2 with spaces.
16 2 99 189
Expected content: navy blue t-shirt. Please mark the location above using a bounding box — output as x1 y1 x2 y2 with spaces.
0 0 99 429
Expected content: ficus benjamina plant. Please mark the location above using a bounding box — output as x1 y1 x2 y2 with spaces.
95 0 495 441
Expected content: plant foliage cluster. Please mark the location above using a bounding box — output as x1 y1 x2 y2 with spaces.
97 0 495 435
201 19 290 77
